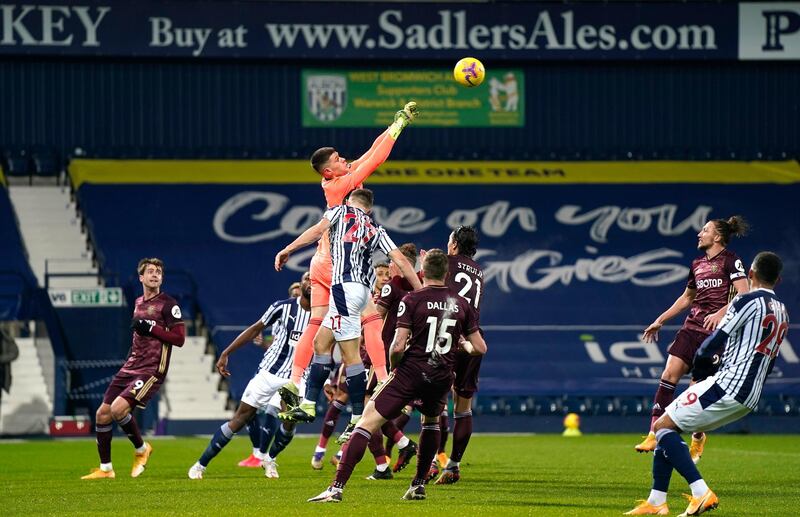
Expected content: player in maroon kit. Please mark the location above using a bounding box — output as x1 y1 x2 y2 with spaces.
635 216 749 462
81 258 185 479
435 225 484 484
308 249 487 503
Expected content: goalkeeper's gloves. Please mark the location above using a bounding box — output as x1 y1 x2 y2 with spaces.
388 101 419 139
132 318 156 336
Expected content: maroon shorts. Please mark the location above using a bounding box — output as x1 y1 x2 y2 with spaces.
372 365 451 419
103 370 163 409
453 352 483 398
667 327 710 369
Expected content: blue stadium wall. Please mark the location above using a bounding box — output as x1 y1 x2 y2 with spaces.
0 58 798 161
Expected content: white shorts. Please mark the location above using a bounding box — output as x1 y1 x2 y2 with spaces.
241 370 306 411
665 376 750 433
322 282 371 341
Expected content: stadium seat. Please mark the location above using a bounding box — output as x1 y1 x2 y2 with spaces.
31 148 60 178
2 149 31 179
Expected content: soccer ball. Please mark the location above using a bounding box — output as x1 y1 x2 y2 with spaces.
453 57 485 87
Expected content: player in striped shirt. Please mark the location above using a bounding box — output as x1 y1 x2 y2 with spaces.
626 252 788 516
274 189 422 440
188 272 311 480
637 216 749 461
278 102 420 409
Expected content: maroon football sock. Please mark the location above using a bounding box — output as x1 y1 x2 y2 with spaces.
394 412 410 431
333 427 371 489
650 379 677 431
96 423 113 464
117 413 144 449
383 417 406 457
368 430 387 464
413 423 440 486
438 412 450 454
319 400 344 448
450 410 473 463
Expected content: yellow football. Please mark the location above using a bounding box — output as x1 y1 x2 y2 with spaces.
453 57 485 87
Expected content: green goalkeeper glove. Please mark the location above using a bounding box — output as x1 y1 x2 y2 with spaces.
388 101 419 139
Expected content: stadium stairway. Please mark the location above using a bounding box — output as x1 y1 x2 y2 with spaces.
8 185 99 288
159 336 230 427
0 337 53 434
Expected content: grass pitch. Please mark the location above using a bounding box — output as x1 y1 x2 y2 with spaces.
2 433 799 515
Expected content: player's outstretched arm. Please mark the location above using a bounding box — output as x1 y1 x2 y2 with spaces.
388 249 423 291
643 287 696 342
275 218 331 271
216 320 266 377
389 327 411 370
349 102 419 186
349 129 390 171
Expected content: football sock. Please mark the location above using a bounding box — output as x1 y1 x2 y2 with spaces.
333 427 371 489
651 446 673 495
116 413 144 449
259 410 280 456
414 422 440 486
395 411 411 431
396 435 410 449
689 479 710 498
450 410 473 463
376 462 389 472
95 423 113 464
647 490 668 507
446 459 460 469
655 429 702 487
438 411 450 453
650 379 677 430
303 353 334 405
199 422 235 467
362 314 388 382
368 429 387 463
100 462 113 472
319 400 345 448
268 424 295 459
246 413 262 449
290 317 322 384
344 363 367 417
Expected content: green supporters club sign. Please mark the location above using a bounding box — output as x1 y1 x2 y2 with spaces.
301 69 525 127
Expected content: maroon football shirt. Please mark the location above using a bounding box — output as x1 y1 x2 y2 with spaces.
121 292 183 377
377 275 416 350
446 254 484 316
396 286 480 375
684 248 746 334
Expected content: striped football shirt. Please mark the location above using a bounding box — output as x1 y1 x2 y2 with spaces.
258 297 311 378
714 288 790 409
323 204 397 289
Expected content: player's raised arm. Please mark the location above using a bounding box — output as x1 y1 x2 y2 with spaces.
215 320 267 377
387 248 422 290
348 102 419 186
348 130 390 171
643 287 696 342
275 216 332 271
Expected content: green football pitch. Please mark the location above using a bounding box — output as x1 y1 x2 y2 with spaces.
2 434 799 515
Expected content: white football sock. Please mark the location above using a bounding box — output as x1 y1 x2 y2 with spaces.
647 489 667 506
689 479 709 498
396 436 410 449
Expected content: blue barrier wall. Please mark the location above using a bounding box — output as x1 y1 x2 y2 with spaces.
76 181 800 399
